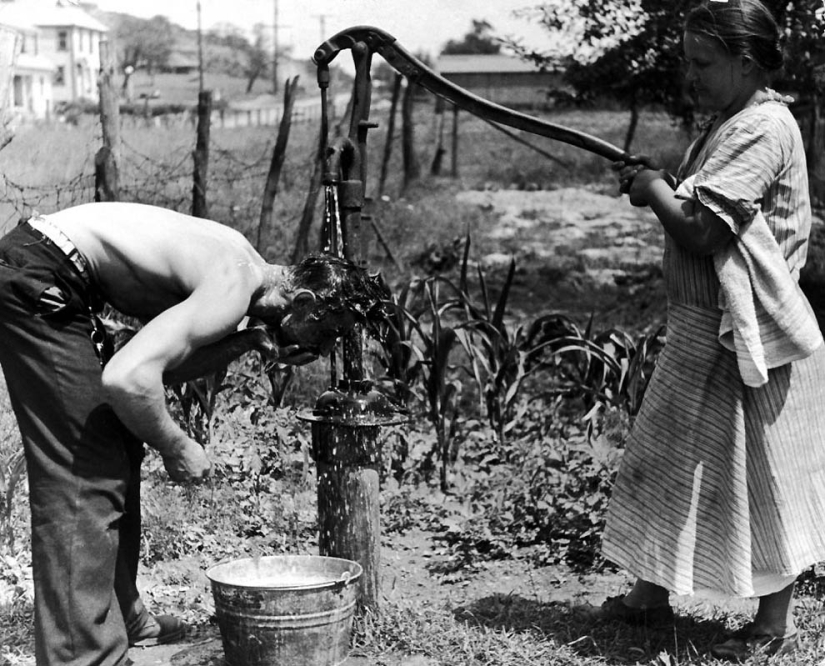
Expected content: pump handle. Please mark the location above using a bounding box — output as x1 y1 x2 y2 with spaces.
313 25 637 163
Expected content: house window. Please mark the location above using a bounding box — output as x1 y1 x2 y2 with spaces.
12 75 22 107
57 30 68 51
54 66 65 86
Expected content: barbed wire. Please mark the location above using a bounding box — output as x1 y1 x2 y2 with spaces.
0 100 374 247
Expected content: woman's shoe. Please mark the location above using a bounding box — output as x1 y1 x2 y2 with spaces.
600 594 675 628
710 623 799 662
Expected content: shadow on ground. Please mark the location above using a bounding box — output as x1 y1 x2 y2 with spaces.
453 593 730 664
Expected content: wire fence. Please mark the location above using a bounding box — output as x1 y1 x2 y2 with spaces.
0 102 333 261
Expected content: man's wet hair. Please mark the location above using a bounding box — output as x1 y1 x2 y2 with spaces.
288 253 390 322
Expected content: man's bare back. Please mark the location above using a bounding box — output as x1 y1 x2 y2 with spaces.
30 202 300 482
43 201 268 321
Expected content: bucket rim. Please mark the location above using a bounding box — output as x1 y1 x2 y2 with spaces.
205 554 363 590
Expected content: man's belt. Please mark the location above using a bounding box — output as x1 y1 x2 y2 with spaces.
27 215 93 288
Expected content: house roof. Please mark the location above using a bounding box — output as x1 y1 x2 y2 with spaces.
166 51 198 70
435 54 544 75
0 0 109 32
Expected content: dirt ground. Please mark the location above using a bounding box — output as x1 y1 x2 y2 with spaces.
457 186 670 334
128 528 634 666
127 187 666 666
9 187 781 665
129 525 762 666
123 187 690 666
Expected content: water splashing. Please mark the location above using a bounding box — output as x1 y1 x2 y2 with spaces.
322 184 344 257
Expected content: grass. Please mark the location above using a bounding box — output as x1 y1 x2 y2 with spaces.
351 595 825 665
1 82 823 665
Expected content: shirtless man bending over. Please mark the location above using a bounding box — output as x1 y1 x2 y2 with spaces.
0 201 385 666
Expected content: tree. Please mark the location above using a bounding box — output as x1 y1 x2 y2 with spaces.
442 19 501 55
114 14 174 92
507 0 825 161
206 22 272 93
765 1 825 200
245 24 272 94
506 1 693 152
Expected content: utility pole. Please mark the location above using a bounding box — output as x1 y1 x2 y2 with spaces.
196 0 204 92
313 13 333 42
272 0 279 95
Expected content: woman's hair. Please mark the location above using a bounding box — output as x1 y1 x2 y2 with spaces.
288 253 390 321
685 0 784 73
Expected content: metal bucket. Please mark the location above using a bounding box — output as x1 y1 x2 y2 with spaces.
206 555 362 666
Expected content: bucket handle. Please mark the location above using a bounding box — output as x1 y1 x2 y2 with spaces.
339 571 351 583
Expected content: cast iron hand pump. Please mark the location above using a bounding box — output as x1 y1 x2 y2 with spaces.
307 26 643 611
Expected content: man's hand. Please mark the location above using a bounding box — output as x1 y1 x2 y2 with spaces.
273 345 319 366
252 327 319 366
161 438 212 483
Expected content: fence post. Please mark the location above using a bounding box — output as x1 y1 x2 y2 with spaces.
451 104 459 178
430 95 446 176
258 76 299 253
192 90 212 218
0 27 18 153
378 73 402 198
401 79 420 192
96 39 120 202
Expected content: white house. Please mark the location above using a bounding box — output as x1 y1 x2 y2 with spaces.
0 0 108 118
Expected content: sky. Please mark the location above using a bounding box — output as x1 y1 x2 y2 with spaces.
88 0 552 62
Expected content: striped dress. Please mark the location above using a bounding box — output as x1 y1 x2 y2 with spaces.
601 92 825 598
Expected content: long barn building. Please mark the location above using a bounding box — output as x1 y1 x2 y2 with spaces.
434 54 564 110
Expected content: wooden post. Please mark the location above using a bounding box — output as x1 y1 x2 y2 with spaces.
401 79 420 192
96 39 120 202
378 73 402 198
258 76 299 253
0 27 18 153
192 90 212 218
290 125 325 264
313 421 381 610
451 104 459 178
430 95 446 176
806 90 825 206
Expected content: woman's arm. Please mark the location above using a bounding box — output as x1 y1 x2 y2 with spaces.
618 164 733 255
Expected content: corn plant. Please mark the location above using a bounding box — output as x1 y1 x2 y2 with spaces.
453 255 533 448
382 277 467 492
0 376 24 556
375 277 429 407
446 238 562 449
527 315 666 436
0 448 25 555
167 367 229 445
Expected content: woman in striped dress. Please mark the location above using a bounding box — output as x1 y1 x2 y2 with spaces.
602 0 825 659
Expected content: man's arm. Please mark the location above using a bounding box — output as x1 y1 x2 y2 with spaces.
161 327 264 385
101 284 250 482
161 327 320 385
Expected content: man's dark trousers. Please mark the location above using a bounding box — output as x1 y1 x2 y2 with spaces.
0 223 146 666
